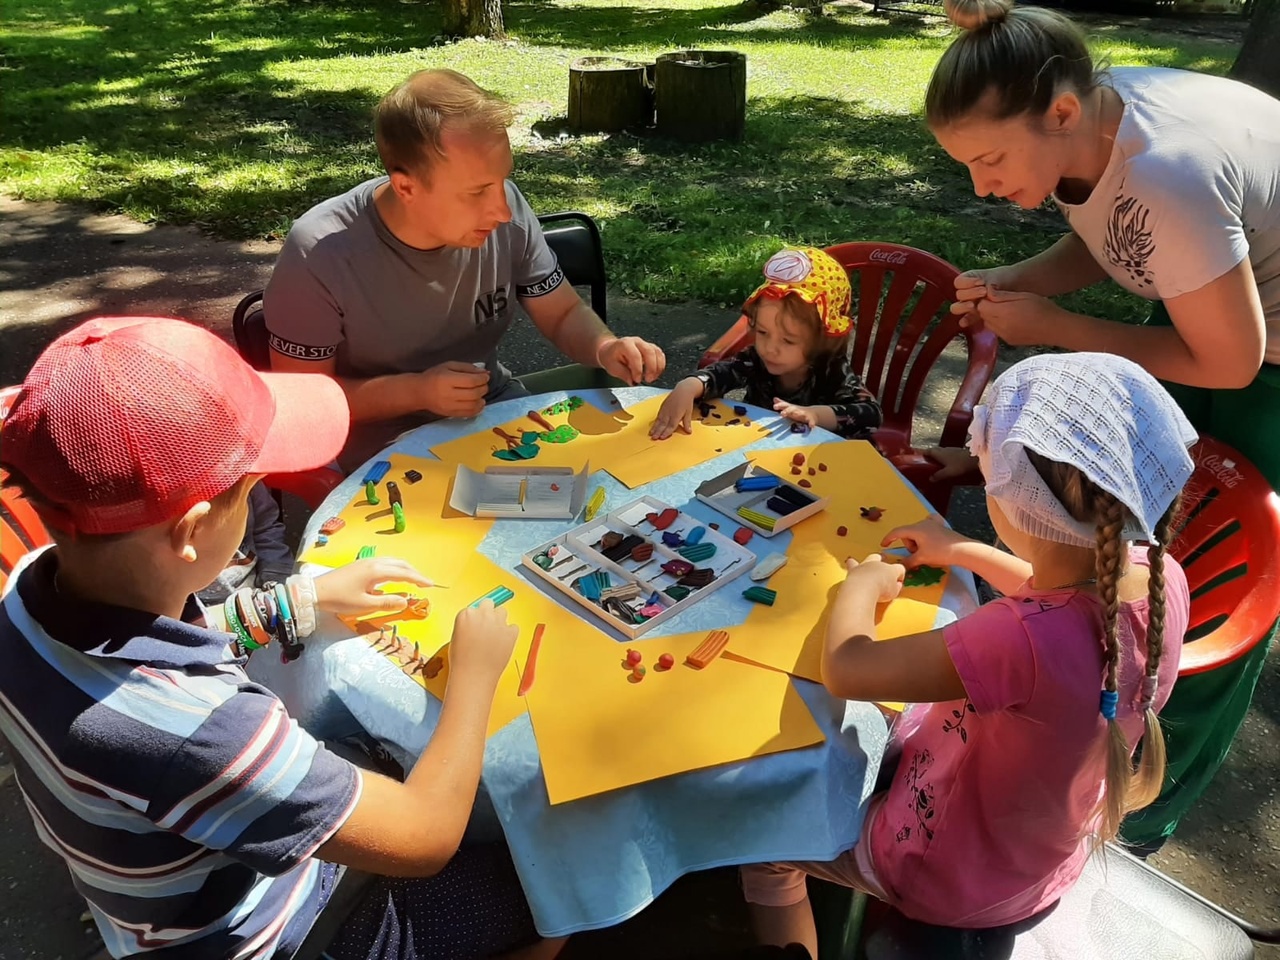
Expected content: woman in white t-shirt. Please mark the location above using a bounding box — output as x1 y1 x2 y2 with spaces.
920 0 1279 859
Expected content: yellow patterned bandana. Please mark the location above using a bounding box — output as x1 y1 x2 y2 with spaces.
744 246 853 337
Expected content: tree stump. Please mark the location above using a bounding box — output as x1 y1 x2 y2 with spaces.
655 50 747 142
568 57 652 133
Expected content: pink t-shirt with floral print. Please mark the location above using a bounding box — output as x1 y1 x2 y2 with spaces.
867 549 1188 928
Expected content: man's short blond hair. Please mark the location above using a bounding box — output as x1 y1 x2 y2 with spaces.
374 69 515 179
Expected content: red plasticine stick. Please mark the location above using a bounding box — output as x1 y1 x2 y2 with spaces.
518 623 545 696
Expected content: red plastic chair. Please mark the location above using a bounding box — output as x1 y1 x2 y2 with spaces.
0 385 53 592
698 242 998 513
1169 436 1280 676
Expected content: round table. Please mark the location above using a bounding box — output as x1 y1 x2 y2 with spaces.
249 386 979 937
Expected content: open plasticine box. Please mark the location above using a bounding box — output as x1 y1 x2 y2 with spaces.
521 496 756 639
694 460 828 537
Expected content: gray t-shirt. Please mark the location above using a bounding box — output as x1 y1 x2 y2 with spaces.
264 177 564 466
265 176 563 386
1056 68 1280 364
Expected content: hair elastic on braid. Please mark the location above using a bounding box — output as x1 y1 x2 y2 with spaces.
1099 689 1119 721
1138 675 1159 713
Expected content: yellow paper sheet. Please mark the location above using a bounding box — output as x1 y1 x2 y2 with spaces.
359 554 591 737
524 627 825 805
300 455 492 572
427 399 634 473
591 394 773 488
721 441 950 685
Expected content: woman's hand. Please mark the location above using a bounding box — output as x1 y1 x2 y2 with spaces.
313 558 435 617
964 289 1065 344
650 378 703 439
881 517 970 569
951 264 1025 319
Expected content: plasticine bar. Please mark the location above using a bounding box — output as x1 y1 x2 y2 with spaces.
362 460 392 485
735 474 781 492
737 507 777 531
471 585 515 608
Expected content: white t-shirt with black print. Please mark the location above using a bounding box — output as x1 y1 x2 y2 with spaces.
1056 67 1280 364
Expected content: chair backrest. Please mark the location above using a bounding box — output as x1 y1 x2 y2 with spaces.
233 211 610 374
538 211 608 323
0 384 53 591
232 290 270 372
1168 436 1280 675
823 241 998 448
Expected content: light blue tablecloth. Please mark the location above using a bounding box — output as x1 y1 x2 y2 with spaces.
249 387 978 937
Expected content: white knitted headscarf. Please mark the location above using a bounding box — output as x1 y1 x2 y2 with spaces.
967 353 1198 547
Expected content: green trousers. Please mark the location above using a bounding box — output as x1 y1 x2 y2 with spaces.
1121 302 1280 847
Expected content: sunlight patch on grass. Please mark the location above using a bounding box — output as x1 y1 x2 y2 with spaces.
0 0 1241 303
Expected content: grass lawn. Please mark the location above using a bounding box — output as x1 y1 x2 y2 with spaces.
0 0 1238 313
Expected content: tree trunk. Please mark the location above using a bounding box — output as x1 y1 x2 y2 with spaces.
568 58 652 133
654 50 747 143
441 0 504 39
1231 0 1280 99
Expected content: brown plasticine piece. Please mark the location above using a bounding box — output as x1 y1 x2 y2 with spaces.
808 467 816 476
686 630 730 669
631 541 655 562
798 479 812 488
792 452 806 466
818 463 828 472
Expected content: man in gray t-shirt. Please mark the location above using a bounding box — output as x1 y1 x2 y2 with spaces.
266 69 666 469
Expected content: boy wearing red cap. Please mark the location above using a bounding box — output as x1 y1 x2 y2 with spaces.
0 318 557 959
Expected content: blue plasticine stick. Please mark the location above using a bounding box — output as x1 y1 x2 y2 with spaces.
361 460 392 485
735 474 781 492
685 526 707 545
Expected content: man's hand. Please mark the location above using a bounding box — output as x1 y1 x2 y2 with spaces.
773 398 819 429
414 361 490 418
597 337 667 386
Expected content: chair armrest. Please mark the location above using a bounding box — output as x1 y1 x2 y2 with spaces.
939 330 998 449
264 468 345 511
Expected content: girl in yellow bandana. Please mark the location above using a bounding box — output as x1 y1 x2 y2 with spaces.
651 246 883 439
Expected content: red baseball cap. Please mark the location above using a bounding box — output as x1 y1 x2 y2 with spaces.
1 317 350 535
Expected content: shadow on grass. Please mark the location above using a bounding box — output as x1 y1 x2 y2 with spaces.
517 93 1068 301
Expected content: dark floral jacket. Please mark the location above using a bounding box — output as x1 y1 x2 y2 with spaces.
697 346 882 439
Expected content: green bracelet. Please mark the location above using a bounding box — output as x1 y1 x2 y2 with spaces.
223 596 261 651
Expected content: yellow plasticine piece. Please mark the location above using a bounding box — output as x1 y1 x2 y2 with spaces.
737 507 777 531
584 487 606 521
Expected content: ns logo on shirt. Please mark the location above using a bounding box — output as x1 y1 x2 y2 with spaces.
474 287 511 326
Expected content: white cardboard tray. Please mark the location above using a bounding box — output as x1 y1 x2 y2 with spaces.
521 495 755 639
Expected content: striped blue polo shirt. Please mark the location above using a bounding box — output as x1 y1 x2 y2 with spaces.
0 548 362 959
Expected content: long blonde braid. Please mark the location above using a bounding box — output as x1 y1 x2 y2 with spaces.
1024 450 1173 844
1091 488 1133 844
1127 502 1179 813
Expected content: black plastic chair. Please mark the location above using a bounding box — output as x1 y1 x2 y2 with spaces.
814 842 1275 960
